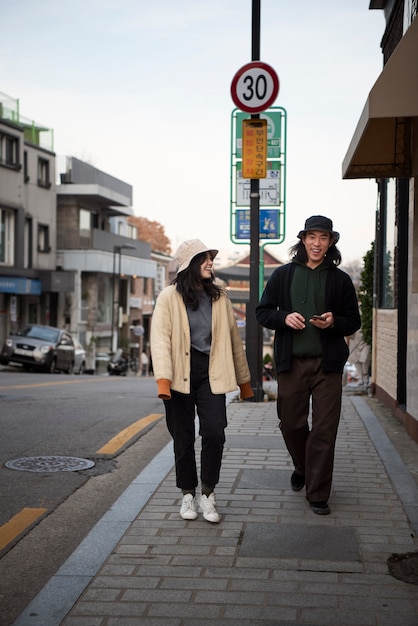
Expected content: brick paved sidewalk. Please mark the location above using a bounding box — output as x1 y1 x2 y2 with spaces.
15 393 418 626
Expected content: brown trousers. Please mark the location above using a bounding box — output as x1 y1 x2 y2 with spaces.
277 357 342 503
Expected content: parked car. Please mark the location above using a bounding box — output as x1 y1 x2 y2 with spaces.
0 324 75 373
73 338 86 374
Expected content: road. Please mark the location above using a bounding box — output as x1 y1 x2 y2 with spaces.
0 367 171 626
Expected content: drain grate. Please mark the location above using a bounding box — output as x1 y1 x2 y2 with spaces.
4 456 95 473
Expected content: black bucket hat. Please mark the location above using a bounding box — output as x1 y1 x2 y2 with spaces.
297 215 340 244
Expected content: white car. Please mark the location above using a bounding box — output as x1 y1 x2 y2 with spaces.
73 338 86 374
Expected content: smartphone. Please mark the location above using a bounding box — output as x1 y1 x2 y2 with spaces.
312 315 326 321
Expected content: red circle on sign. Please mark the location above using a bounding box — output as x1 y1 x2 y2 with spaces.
231 61 279 113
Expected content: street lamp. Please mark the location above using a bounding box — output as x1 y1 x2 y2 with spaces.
110 243 136 354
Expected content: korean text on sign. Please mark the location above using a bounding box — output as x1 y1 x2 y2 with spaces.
242 119 267 179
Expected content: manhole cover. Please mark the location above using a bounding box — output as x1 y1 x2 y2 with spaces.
4 456 95 473
388 552 418 585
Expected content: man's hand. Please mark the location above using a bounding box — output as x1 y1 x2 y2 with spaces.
309 312 334 329
285 312 306 330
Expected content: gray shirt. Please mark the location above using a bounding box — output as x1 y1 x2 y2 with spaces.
186 292 212 355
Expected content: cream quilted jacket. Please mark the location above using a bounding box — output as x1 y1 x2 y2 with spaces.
150 285 253 399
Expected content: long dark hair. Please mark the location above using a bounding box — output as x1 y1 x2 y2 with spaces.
289 239 342 266
172 252 222 310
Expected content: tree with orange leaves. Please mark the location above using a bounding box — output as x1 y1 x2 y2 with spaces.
128 216 171 254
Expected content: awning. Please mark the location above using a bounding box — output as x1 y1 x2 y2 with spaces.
342 16 418 179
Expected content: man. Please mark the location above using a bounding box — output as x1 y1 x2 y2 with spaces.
256 216 361 515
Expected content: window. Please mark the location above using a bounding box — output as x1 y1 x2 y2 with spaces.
377 178 396 308
0 209 15 265
23 150 29 183
24 217 33 268
383 179 396 308
79 208 91 233
37 224 50 252
37 157 51 188
79 209 92 247
127 223 137 239
0 132 19 169
97 275 112 323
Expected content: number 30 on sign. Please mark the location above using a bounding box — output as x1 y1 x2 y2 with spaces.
231 61 279 114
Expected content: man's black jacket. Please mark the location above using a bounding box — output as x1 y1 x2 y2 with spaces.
255 262 361 374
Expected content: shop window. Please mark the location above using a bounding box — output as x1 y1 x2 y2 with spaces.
37 223 51 252
0 132 19 169
80 276 89 323
97 274 112 324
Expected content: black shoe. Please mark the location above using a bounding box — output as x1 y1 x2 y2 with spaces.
290 471 305 492
309 501 331 515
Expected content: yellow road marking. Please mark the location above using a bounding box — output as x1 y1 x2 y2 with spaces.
0 507 48 552
96 413 164 455
0 378 113 390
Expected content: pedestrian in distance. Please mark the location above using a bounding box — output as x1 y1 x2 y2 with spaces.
346 329 371 389
256 216 361 515
150 239 254 523
140 350 149 376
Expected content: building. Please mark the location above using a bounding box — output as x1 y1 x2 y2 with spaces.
0 91 66 341
56 156 157 360
342 2 418 443
0 92 161 370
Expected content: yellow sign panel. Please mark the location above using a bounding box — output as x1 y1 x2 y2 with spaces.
242 119 267 179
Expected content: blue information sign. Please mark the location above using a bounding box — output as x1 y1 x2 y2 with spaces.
235 208 280 240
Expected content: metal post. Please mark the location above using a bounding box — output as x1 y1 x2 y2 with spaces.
113 243 136 352
117 247 123 348
246 0 264 402
110 246 118 354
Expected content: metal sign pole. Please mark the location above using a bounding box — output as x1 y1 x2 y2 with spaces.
247 0 264 401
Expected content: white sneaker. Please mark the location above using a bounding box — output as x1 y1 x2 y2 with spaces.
180 494 197 520
200 493 220 523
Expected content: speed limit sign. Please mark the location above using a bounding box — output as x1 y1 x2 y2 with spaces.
231 61 279 114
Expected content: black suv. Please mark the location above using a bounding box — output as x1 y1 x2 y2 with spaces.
0 324 75 373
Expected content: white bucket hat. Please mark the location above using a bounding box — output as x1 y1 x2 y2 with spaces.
175 239 218 274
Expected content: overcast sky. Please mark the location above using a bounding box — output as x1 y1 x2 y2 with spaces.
1 1 385 263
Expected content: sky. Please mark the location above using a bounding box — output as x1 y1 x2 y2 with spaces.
1 1 386 264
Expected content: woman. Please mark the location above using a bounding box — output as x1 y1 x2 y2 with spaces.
150 239 253 523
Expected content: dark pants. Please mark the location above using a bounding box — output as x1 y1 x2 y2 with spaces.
277 357 342 503
164 349 227 491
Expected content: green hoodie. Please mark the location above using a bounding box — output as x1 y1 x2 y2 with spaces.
290 260 328 357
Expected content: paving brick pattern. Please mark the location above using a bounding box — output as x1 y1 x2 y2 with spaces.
61 395 418 625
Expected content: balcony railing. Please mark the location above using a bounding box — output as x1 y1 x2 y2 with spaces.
57 229 151 258
0 91 54 151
